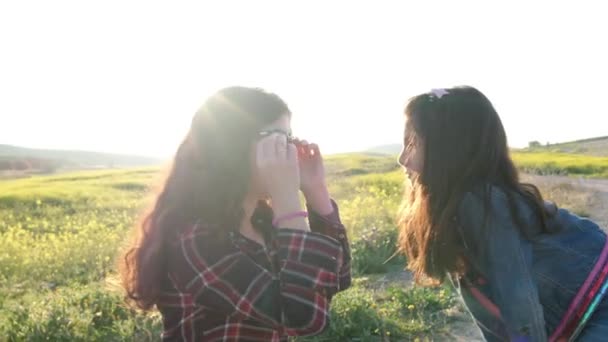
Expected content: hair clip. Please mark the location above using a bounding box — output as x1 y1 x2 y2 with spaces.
430 88 449 99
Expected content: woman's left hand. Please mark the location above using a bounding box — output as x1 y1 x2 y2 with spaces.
294 139 333 215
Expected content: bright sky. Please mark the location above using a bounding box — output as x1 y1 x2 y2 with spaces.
1 1 607 158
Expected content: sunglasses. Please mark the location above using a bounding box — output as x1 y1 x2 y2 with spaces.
258 129 297 144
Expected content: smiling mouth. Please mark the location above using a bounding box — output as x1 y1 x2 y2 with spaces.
404 169 419 181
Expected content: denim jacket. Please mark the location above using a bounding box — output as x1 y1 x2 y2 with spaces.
449 183 607 342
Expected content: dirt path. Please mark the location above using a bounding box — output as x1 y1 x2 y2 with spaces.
565 177 608 228
525 174 608 228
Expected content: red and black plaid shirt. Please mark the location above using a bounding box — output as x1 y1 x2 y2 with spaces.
157 201 351 341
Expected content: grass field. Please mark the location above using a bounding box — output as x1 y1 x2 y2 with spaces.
512 151 608 178
1 156 446 341
1 150 605 341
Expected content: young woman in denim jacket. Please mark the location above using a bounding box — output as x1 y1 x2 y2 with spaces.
398 86 608 341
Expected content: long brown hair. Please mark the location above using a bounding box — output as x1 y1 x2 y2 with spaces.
398 86 550 283
120 86 290 310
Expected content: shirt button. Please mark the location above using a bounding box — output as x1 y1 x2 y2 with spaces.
338 233 345 239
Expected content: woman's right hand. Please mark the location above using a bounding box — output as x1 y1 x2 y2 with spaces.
256 133 308 230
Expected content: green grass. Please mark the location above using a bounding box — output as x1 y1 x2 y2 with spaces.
294 282 456 341
0 169 158 291
511 151 608 178
325 150 608 180
1 155 426 340
2 150 602 340
1 280 455 342
1 282 162 341
324 153 400 177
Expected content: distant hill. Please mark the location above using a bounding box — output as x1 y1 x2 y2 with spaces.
367 136 608 157
0 144 162 173
365 144 402 155
525 136 608 156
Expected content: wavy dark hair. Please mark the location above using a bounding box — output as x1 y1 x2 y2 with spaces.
398 86 551 283
120 86 290 310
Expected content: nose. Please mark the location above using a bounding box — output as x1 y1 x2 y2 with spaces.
397 149 407 168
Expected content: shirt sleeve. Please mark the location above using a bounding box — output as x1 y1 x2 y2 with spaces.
172 223 347 336
306 199 352 293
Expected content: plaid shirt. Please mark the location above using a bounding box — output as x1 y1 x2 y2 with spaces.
157 201 351 341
